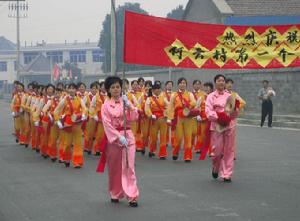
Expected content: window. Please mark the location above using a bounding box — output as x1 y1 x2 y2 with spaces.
70 51 86 63
47 51 63 63
92 50 105 62
24 52 39 64
0 61 7 72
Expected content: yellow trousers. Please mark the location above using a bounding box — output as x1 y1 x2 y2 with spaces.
22 112 31 145
149 118 168 158
93 122 105 154
58 130 66 161
14 116 22 141
48 124 59 160
41 122 50 156
63 124 84 167
131 121 143 151
196 122 208 152
140 118 151 151
30 120 38 150
84 118 96 152
173 117 193 160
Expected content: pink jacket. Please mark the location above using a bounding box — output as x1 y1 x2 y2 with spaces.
205 90 238 131
101 98 139 144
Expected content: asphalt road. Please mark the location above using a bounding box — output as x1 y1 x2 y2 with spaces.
0 100 299 221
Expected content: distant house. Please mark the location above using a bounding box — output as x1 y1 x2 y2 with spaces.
19 41 105 85
0 36 106 87
0 36 17 87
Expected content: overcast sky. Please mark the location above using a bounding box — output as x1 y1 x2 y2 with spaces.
0 0 188 45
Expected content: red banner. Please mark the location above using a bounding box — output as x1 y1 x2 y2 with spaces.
124 11 300 69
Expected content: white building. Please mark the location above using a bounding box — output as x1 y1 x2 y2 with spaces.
0 36 106 87
19 40 105 84
0 36 17 87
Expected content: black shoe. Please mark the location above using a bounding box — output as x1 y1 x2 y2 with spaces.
141 150 145 155
111 199 119 203
160 157 166 160
74 166 82 169
36 149 40 153
16 139 19 143
94 152 101 156
172 156 178 161
148 152 155 158
268 125 272 128
136 149 142 153
184 160 191 163
64 162 70 167
195 151 201 154
25 144 28 148
223 178 232 183
58 159 64 163
51 158 57 163
42 155 48 159
212 171 218 179
129 200 138 207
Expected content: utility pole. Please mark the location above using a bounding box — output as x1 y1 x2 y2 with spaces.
111 0 117 76
7 0 28 81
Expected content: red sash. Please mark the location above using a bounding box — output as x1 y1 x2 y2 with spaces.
165 91 171 102
199 121 211 160
96 134 108 173
100 94 105 103
192 92 198 101
152 96 165 119
137 95 147 133
177 91 189 108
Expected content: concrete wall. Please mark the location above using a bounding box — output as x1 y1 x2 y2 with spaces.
226 70 300 114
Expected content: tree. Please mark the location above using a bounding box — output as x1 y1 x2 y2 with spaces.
166 5 185 20
99 3 150 73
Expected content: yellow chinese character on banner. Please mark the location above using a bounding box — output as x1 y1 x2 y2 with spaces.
164 39 189 66
189 43 211 68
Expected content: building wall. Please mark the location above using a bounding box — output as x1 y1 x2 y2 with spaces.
0 54 17 84
20 46 104 81
226 70 300 114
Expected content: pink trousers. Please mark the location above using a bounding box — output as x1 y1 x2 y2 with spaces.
106 132 139 202
210 128 235 179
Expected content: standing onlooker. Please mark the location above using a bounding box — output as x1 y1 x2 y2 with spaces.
258 80 276 128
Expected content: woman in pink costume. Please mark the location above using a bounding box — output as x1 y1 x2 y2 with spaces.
101 76 139 207
205 74 239 183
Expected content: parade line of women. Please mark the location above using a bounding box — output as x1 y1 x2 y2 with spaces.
10 75 245 207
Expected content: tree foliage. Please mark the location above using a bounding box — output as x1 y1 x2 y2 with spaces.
99 3 149 73
166 5 185 20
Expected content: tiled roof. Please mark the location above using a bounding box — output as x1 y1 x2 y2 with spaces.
0 36 16 51
225 0 300 16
